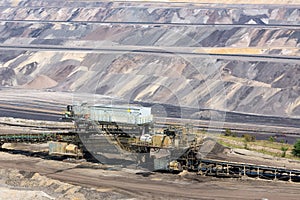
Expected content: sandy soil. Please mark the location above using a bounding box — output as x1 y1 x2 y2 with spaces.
0 168 125 200
23 75 58 90
210 138 300 170
127 0 300 4
0 151 300 200
0 94 299 199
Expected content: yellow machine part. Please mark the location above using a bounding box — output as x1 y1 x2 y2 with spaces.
169 160 181 171
152 135 171 147
66 144 78 153
63 111 71 116
49 142 68 154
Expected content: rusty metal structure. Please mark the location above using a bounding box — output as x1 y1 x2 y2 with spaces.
1 103 300 182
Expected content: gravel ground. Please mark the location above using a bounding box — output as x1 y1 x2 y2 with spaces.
0 168 128 200
0 146 300 200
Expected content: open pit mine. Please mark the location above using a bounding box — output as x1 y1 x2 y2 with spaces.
0 0 300 200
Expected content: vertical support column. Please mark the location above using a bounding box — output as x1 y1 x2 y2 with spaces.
274 169 277 181
289 171 292 182
226 164 229 176
257 167 260 179
243 165 246 176
198 162 203 176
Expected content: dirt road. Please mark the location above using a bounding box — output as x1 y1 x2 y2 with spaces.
0 152 299 200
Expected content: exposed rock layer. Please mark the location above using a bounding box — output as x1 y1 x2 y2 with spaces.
0 0 299 118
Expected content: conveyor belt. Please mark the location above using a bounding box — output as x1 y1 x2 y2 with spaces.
0 132 77 144
1 129 300 182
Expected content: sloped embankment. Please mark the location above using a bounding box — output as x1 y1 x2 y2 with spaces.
0 168 126 200
0 1 299 117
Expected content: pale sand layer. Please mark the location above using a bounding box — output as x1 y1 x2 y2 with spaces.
114 0 300 5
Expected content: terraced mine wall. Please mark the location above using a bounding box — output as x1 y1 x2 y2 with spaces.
0 0 299 119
